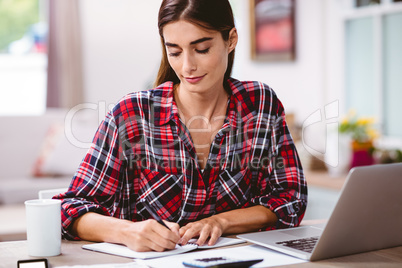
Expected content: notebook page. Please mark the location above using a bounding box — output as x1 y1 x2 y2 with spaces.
57 263 145 268
82 242 197 259
188 237 246 249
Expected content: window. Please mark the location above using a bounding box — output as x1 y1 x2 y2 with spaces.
355 0 402 7
0 0 48 115
342 0 402 139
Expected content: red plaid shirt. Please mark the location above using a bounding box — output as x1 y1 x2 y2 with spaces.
56 78 307 240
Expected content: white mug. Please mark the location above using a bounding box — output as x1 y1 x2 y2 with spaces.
25 199 61 256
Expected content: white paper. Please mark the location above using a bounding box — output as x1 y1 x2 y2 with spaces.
56 263 145 268
82 242 198 259
188 237 246 249
82 237 244 260
139 244 307 268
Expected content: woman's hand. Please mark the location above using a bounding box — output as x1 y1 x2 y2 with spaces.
179 215 227 247
121 219 180 252
178 206 278 246
73 212 180 252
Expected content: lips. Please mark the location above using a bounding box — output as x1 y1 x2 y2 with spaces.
185 74 206 84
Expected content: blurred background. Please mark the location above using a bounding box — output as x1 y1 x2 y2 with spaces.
0 0 401 240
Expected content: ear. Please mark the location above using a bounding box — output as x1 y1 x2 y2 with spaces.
228 27 238 53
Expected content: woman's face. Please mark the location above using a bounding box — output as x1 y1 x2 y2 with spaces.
162 20 237 95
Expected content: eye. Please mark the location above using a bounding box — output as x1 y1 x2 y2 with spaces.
168 51 181 57
196 48 210 54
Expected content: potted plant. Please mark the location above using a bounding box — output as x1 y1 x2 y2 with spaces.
339 112 378 168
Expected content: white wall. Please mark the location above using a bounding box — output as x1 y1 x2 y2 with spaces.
233 0 326 124
79 0 162 109
230 0 344 153
79 0 345 153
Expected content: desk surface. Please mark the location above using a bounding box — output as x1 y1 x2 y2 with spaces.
1 239 401 268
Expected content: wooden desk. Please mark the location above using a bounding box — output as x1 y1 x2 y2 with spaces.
1 239 401 268
0 204 26 241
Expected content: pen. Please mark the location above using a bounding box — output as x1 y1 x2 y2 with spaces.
142 200 171 230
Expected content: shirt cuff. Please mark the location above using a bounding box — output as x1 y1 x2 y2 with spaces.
61 199 111 240
253 195 307 230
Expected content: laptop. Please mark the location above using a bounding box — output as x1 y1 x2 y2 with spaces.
237 163 402 261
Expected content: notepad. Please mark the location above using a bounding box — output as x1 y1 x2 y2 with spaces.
82 237 245 259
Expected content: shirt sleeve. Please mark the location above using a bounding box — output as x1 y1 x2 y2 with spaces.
54 111 125 240
251 97 308 229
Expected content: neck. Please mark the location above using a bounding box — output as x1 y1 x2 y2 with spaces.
174 84 229 123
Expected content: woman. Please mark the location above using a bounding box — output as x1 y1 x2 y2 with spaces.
56 0 307 252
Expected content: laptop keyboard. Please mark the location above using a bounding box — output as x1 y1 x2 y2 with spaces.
276 236 319 253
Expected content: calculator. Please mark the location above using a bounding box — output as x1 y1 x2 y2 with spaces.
182 257 263 268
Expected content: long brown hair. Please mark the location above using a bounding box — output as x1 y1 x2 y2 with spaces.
154 0 236 89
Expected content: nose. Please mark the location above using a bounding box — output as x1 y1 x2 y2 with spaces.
182 51 197 74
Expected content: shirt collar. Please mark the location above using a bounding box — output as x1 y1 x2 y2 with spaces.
152 81 176 126
153 78 257 128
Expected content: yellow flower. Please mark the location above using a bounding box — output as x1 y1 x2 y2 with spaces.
357 117 375 126
341 118 349 125
339 111 379 143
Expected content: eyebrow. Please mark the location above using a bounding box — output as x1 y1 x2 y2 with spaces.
165 37 213 47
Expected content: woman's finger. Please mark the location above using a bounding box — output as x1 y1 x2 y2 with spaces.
207 226 222 246
179 223 202 245
195 224 212 246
